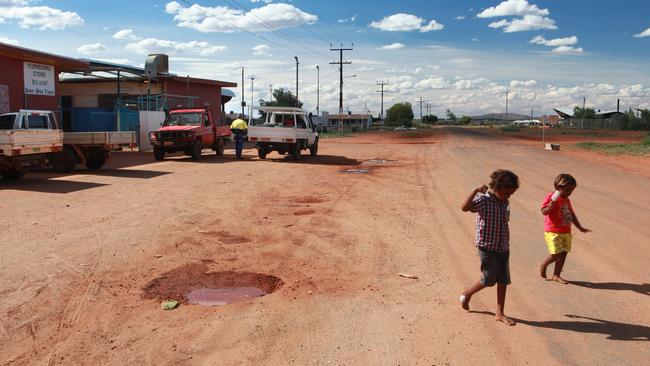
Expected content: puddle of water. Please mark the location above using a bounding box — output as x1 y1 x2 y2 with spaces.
366 159 391 164
345 169 370 174
186 287 267 306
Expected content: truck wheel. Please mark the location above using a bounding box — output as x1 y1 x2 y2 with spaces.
214 138 225 156
86 151 107 170
1 169 26 180
258 145 267 159
309 139 319 156
291 143 301 160
190 140 202 160
153 147 165 161
50 148 77 172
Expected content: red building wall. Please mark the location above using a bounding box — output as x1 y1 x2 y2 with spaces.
165 80 223 121
0 54 60 113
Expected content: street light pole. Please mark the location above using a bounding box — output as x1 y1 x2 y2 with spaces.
316 65 320 116
294 56 299 102
241 67 245 116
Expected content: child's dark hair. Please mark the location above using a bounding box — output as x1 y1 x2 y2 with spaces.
489 169 520 190
554 173 577 189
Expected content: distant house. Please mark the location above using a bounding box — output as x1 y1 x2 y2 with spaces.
326 113 373 130
553 108 625 119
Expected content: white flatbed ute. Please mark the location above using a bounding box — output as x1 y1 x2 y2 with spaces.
0 110 62 180
50 131 137 172
247 106 318 159
63 131 136 145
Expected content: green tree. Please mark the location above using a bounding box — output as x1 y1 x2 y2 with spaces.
259 88 303 109
446 109 457 121
458 115 472 125
573 106 595 119
386 102 414 127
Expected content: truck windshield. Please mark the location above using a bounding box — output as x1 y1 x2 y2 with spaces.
164 113 202 126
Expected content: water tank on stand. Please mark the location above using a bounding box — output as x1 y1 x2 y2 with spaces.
144 54 169 80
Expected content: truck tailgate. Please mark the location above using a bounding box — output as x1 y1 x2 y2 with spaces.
63 131 136 145
0 130 63 156
248 126 300 142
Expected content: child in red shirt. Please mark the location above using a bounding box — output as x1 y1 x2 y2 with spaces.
539 174 590 284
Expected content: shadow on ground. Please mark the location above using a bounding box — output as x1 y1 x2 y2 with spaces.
570 281 650 296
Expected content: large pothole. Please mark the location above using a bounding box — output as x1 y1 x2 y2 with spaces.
142 263 283 306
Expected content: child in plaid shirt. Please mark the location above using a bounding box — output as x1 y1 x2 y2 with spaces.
460 169 520 326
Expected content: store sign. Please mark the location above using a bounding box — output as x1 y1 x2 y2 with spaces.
24 62 55 96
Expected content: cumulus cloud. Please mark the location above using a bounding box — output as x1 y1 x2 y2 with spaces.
455 15 466 20
415 77 451 90
77 43 107 55
478 1 555 33
0 1 83 30
252 44 270 55
125 38 227 56
370 13 443 32
338 15 357 23
477 0 549 18
113 29 140 41
510 79 538 87
634 28 650 38
379 43 405 50
488 14 556 32
454 77 495 90
530 35 577 47
164 1 317 33
552 46 583 54
0 35 18 44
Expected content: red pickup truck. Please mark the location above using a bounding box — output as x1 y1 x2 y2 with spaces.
149 109 231 161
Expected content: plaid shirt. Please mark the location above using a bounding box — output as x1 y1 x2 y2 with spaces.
472 192 511 252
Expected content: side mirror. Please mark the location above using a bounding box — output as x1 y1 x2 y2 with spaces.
160 122 163 126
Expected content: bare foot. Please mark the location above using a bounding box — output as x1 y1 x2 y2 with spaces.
552 275 569 284
495 313 516 326
539 264 547 279
460 294 470 311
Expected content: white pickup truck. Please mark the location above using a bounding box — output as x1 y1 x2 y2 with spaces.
247 106 318 159
0 110 62 180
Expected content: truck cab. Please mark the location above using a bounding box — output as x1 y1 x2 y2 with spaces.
149 108 230 161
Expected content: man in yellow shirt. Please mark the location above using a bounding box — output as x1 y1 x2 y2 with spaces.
230 114 248 159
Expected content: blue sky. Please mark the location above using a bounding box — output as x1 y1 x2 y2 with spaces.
2 0 650 117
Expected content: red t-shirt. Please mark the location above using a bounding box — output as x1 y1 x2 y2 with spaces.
541 192 574 233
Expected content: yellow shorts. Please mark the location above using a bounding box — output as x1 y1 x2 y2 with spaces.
544 232 572 254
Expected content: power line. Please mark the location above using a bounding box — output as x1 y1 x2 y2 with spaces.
330 44 353 114
418 96 424 119
294 0 354 44
376 81 389 119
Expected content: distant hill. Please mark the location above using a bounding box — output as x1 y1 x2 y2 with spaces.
470 113 533 121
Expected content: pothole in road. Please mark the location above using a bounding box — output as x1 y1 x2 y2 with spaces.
198 230 251 244
344 168 370 174
293 197 327 204
142 263 283 306
294 209 316 216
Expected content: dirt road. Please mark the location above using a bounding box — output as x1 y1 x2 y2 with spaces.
1 128 648 365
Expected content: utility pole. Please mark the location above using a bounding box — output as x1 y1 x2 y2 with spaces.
316 65 320 116
269 84 273 102
426 103 431 117
376 81 388 119
418 96 424 120
294 56 299 102
250 76 255 119
505 90 509 123
240 67 245 116
330 44 353 131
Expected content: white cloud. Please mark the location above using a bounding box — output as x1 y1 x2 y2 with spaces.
338 14 357 23
125 38 227 56
530 35 577 47
477 0 549 18
113 29 140 41
370 13 443 32
454 77 495 90
488 14 556 32
415 77 451 90
77 43 106 55
164 1 317 33
252 44 270 55
0 1 83 30
510 79 538 87
552 46 583 54
634 28 650 38
455 15 466 20
0 36 18 44
379 43 405 50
